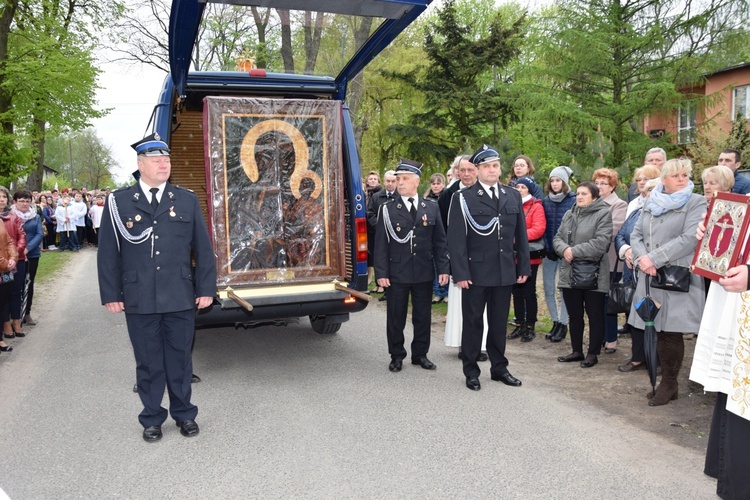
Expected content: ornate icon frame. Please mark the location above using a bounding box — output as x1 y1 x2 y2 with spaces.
691 191 750 281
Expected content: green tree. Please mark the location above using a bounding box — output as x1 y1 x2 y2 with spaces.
43 128 116 190
525 0 749 176
383 0 526 170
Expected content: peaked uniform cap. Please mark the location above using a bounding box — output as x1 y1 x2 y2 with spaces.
131 133 170 156
395 158 423 176
470 144 500 166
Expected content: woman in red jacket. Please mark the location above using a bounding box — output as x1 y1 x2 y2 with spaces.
0 185 26 339
507 176 547 342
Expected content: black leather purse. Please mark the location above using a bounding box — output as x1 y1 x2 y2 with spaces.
651 265 690 293
607 261 636 314
571 259 599 290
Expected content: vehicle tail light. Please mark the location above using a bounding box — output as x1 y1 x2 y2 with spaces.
355 217 368 262
344 296 357 304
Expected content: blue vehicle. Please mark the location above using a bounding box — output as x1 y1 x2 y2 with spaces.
154 0 432 332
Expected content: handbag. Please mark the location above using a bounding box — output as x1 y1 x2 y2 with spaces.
528 237 545 259
607 260 635 314
651 265 690 293
567 215 599 290
571 259 599 290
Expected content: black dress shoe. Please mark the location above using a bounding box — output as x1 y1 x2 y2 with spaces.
13 331 25 338
378 295 387 302
557 352 585 362
176 419 199 437
191 374 201 383
550 324 568 343
0 344 12 352
476 352 488 362
389 359 403 372
466 376 481 391
507 324 524 340
491 372 522 387
412 356 436 370
142 425 162 442
580 355 598 368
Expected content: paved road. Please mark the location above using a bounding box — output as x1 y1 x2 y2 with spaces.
0 250 716 499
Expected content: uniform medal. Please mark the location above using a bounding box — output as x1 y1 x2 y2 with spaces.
169 206 176 217
134 214 141 222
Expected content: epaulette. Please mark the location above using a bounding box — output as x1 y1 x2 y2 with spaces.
173 185 195 193
424 197 438 204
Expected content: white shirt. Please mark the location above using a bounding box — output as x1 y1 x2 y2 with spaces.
478 181 499 198
400 194 419 212
139 180 166 204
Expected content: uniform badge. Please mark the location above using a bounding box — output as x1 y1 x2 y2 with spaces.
167 191 174 200
478 189 484 196
126 220 133 229
397 204 402 209
134 214 141 222
169 206 176 217
133 192 140 201
420 202 426 208
501 187 506 195
396 227 402 232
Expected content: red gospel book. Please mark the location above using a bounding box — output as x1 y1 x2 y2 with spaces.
691 192 750 281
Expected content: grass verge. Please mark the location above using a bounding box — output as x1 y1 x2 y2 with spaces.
36 250 75 284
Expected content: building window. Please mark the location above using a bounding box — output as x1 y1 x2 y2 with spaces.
734 85 749 120
678 101 696 144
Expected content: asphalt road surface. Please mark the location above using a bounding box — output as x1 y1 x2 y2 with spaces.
0 250 716 499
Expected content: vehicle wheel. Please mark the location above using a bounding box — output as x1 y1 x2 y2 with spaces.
310 315 341 334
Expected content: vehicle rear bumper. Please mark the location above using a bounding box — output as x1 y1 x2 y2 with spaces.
195 289 368 327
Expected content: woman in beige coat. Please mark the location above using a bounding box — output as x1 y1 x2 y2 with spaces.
628 158 706 406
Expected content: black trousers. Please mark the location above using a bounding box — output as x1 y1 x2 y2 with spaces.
126 309 197 428
461 284 512 378
511 264 539 324
386 281 432 361
628 327 646 363
705 393 750 499
561 288 605 356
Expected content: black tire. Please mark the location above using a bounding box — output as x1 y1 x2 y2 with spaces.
309 315 342 334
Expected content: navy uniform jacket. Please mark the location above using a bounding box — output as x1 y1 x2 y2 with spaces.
373 197 449 284
97 182 217 314
447 183 531 287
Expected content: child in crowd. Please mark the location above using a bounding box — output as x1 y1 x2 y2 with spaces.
88 195 104 247
54 195 77 251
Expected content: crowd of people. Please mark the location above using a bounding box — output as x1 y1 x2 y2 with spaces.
366 146 749 499
0 186 106 354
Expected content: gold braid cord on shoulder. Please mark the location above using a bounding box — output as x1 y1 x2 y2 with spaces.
240 119 323 200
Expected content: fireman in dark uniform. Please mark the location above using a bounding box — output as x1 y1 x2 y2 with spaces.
97 134 216 442
447 145 530 391
374 159 450 372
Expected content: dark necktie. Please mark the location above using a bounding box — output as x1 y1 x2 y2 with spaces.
387 192 393 200
408 197 417 220
150 188 159 211
490 186 499 210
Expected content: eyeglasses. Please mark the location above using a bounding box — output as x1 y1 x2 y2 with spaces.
16 199 30 203
594 182 609 187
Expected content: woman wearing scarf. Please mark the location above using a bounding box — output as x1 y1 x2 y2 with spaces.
0 186 26 339
13 190 43 326
628 158 706 406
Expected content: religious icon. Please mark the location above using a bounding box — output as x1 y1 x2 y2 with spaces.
691 192 750 281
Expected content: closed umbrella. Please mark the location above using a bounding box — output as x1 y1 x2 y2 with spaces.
634 276 661 392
